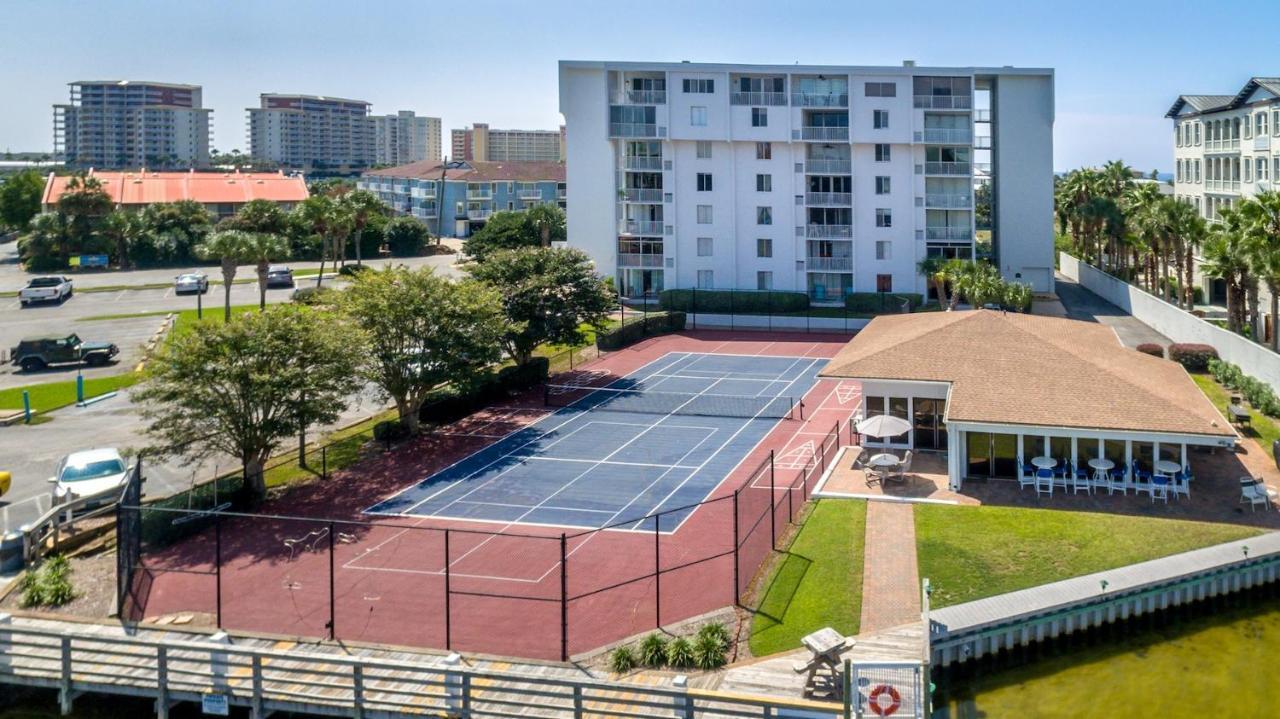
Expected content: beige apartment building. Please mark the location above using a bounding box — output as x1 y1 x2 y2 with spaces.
451 123 566 162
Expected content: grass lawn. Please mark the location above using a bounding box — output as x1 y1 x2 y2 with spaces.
915 504 1263 608
0 373 139 412
260 408 399 489
748 499 866 657
1191 372 1280 450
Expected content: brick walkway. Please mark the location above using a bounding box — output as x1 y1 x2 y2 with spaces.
858 501 922 633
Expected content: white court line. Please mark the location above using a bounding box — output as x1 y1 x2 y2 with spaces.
451 499 617 514
754 341 777 356
522 456 701 470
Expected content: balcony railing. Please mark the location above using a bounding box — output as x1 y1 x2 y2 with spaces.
1205 138 1241 152
618 219 664 235
613 90 666 105
730 91 788 106
620 188 663 203
1205 179 1241 192
805 192 852 206
622 156 663 171
805 159 852 174
806 256 853 271
925 161 971 175
805 224 852 238
792 93 848 107
466 189 492 200
926 227 973 241
557 188 567 199
914 95 973 109
922 128 972 144
617 253 665 268
924 193 973 208
466 208 493 220
801 126 849 141
1254 135 1272 151
518 189 543 200
609 123 661 138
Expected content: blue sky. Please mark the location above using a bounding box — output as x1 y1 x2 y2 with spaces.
0 0 1270 172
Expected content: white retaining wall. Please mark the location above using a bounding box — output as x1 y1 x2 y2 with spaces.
687 313 870 333
1060 253 1280 393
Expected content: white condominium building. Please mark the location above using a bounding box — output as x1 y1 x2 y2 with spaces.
373 111 442 165
54 81 211 170
559 61 1055 300
248 94 376 171
451 123 566 162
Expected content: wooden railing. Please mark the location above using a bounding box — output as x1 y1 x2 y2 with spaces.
21 483 125 564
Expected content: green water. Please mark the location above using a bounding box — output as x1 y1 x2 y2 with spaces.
931 587 1280 718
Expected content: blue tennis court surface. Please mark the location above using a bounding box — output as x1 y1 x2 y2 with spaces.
366 352 825 531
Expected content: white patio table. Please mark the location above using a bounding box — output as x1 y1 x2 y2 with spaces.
868 453 900 483
1031 456 1057 470
1088 458 1115 483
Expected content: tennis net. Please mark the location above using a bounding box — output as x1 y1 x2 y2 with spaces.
544 384 797 420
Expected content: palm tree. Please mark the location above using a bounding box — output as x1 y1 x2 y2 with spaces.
1239 191 1280 349
1202 207 1254 334
526 203 566 248
55 174 114 264
916 256 950 307
292 196 353 287
100 211 146 270
338 190 386 267
242 232 291 310
196 230 252 321
1166 198 1207 310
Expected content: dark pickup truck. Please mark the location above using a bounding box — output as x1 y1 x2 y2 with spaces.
10 334 119 372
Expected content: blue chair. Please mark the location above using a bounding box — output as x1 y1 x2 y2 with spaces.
1071 461 1090 480
1053 461 1069 479
1035 468 1054 497
1020 456 1036 478
1132 460 1152 482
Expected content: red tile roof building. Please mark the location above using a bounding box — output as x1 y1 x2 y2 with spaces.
42 170 309 219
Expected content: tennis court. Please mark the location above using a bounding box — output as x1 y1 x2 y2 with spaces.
366 351 824 531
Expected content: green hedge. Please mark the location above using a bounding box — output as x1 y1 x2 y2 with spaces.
844 293 924 313
597 312 687 351
1168 343 1219 372
657 289 808 314
1208 358 1280 417
418 356 551 424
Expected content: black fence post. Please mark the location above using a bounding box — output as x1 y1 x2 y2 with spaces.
444 529 452 650
691 287 697 331
215 512 223 628
327 520 336 641
768 450 776 550
654 516 661 629
731 490 740 606
729 289 735 332
560 533 568 662
321 446 328 480
788 479 794 524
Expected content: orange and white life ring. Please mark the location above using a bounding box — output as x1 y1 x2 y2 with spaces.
868 684 901 717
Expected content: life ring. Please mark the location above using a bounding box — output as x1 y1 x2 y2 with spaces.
868 684 901 717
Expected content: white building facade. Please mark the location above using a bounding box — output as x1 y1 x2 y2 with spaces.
373 111 442 165
248 94 375 172
54 81 211 170
559 61 1055 300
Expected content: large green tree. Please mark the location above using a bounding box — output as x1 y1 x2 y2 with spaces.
383 215 430 256
462 211 542 262
196 230 252 321
292 195 353 286
468 247 614 365
141 200 214 263
525 204 567 248
0 169 45 231
243 232 291 310
1239 191 1280 349
342 267 505 432
338 189 387 266
220 198 289 235
100 211 147 269
54 175 114 265
136 305 363 502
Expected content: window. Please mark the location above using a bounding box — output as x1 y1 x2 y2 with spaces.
696 141 712 158
696 205 713 224
875 241 891 260
697 237 713 256
1194 159 1201 183
1258 157 1269 181
697 269 714 288
865 82 897 97
1245 161 1253 183
756 173 772 192
756 142 771 159
873 110 890 129
876 274 893 293
756 238 773 257
752 108 768 127
756 206 773 225
683 78 715 94
1258 112 1269 136
1274 110 1280 136
876 208 892 227
1175 125 1182 147
1194 123 1201 145
691 106 708 126
697 173 713 192
875 144 891 162
1176 160 1182 183
875 176 891 194
756 271 773 291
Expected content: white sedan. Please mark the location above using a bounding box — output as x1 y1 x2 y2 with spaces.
50 448 132 507
174 272 209 294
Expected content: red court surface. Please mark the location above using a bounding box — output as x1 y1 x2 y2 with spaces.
126 331 860 660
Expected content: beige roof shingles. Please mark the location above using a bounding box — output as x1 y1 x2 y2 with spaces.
820 310 1235 439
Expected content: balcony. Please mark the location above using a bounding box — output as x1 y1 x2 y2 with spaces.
466 208 493 220
1255 135 1272 151
610 123 661 138
557 188 567 199
921 128 972 144
792 93 848 107
801 126 849 141
1205 139 1241 153
730 91 788 106
805 192 852 206
622 156 663 171
613 90 666 105
620 188 663 203
518 189 544 200
914 95 973 110
617 253 665 268
805 224 852 239
806 256 853 271
618 219 664 235
1205 179 1241 193
805 159 852 174
926 227 973 241
925 161 971 175
466 189 492 200
924 194 973 208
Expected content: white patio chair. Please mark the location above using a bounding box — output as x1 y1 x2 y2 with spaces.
895 451 914 482
1071 470 1091 495
1131 478 1153 499
1241 478 1270 512
851 449 872 485
1035 468 1054 498
1106 472 1128 496
1017 466 1036 491
1150 477 1170 504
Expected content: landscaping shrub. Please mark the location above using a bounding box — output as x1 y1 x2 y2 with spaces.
290 286 336 305
665 637 695 669
697 622 731 649
20 555 75 608
658 289 808 314
1168 343 1219 371
418 357 552 425
1209 359 1280 417
373 419 411 442
609 645 637 674
844 292 925 314
496 356 550 391
338 263 371 277
693 633 727 670
639 633 669 667
1135 343 1165 358
596 312 687 351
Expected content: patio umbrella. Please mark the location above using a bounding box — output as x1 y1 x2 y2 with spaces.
856 414 912 438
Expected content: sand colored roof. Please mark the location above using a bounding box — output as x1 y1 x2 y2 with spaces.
43 170 309 207
363 160 565 183
821 310 1235 439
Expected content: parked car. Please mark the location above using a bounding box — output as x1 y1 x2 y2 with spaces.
10 333 119 372
266 265 294 288
18 276 73 306
49 448 131 507
174 272 209 294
